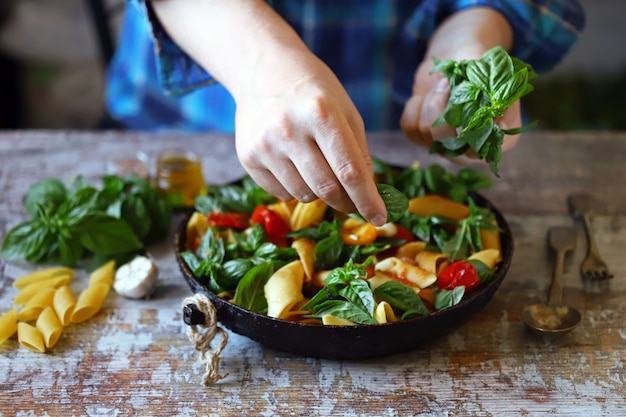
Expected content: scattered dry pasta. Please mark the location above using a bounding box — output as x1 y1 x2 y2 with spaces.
2 261 115 353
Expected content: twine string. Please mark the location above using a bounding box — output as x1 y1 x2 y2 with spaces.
182 293 229 385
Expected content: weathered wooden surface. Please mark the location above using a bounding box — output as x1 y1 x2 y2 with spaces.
0 131 625 416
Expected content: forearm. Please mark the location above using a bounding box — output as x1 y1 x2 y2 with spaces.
426 7 513 61
151 0 311 101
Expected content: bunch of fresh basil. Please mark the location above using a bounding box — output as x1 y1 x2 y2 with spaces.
429 46 538 176
1 174 172 269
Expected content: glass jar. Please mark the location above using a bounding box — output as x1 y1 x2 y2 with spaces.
155 148 206 208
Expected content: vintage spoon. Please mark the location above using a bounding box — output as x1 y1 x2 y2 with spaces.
521 226 582 335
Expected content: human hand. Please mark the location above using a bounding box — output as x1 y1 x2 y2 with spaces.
234 49 387 226
400 44 521 165
400 8 520 165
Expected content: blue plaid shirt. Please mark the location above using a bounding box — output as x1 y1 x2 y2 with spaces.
106 0 585 132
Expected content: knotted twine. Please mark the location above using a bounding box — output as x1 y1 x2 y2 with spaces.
182 293 229 384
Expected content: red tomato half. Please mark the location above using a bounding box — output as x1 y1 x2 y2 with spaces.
207 212 248 229
250 205 291 246
438 260 481 293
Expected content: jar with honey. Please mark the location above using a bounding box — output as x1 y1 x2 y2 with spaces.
155 148 207 208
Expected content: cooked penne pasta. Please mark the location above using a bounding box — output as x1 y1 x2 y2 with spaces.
0 309 18 346
53 286 76 326
407 195 469 221
89 260 116 287
375 257 437 289
264 260 305 319
70 283 110 324
468 249 502 269
17 322 45 353
17 288 56 322
13 266 75 290
415 251 449 275
291 238 316 283
368 271 420 295
480 220 503 254
13 274 72 306
289 199 327 231
36 307 63 349
395 241 427 260
321 315 357 326
185 211 209 249
374 301 397 324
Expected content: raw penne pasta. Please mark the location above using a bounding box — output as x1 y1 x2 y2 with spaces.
13 274 72 306
469 249 502 269
415 251 449 275
264 260 304 319
407 195 469 221
89 260 116 287
17 322 45 353
17 288 56 322
13 266 75 289
70 283 110 324
36 307 63 349
53 286 76 326
0 309 18 345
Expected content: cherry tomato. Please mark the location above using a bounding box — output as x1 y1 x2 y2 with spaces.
207 212 248 229
437 260 481 293
393 225 415 243
340 220 378 245
251 205 291 246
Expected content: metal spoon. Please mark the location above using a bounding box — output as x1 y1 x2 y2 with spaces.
521 226 582 335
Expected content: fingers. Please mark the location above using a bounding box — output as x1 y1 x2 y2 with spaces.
400 78 456 150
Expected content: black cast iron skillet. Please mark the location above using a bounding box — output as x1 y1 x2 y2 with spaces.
175 192 513 360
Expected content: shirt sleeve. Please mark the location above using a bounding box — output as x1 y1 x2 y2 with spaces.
127 0 216 96
447 0 586 73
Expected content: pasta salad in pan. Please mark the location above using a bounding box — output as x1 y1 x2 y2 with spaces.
181 160 503 326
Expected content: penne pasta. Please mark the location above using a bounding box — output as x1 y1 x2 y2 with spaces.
375 257 437 289
36 307 63 349
0 309 18 346
13 274 72 306
321 315 357 326
53 286 76 326
368 271 421 296
70 283 110 324
374 301 397 324
89 260 116 287
468 249 502 269
17 288 56 322
395 241 427 260
17 322 45 353
185 211 209 250
264 260 305 319
415 251 449 275
480 220 503 254
289 199 328 231
407 195 469 221
13 266 75 290
291 238 316 283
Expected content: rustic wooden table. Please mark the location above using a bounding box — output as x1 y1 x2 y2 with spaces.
0 130 624 416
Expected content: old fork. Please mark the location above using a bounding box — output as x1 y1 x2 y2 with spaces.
567 193 613 281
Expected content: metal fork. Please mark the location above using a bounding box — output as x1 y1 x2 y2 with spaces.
567 193 613 281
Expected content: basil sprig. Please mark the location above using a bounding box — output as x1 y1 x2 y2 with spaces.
429 46 538 176
1 175 172 269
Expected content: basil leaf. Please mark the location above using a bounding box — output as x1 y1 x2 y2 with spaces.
233 261 274 313
311 300 377 325
74 213 143 255
376 183 409 223
24 179 67 218
373 281 429 317
434 287 466 311
338 279 376 316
